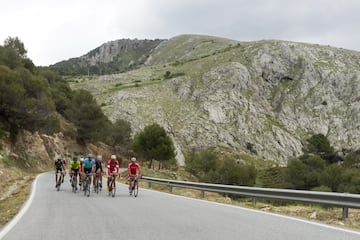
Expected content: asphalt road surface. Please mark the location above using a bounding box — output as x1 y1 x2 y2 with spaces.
1 172 360 240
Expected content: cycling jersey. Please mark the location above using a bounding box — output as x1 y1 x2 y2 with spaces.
70 160 80 170
95 161 103 171
107 160 119 175
128 162 140 175
54 160 65 171
83 158 95 170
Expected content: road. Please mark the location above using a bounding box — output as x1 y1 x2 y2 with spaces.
1 172 359 240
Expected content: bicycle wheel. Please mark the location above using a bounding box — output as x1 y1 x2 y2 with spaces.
83 181 87 196
57 175 62 191
95 177 99 194
133 180 139 197
129 180 133 195
111 182 116 198
72 175 77 193
85 180 91 197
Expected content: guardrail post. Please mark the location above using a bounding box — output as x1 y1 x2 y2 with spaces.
148 182 152 188
252 197 257 205
342 207 349 219
201 191 205 199
169 185 173 193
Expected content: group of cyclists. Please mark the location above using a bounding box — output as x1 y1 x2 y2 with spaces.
54 153 141 194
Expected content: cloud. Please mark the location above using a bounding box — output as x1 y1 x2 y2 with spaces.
1 0 359 65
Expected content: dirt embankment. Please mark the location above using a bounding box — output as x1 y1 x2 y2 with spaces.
0 130 117 227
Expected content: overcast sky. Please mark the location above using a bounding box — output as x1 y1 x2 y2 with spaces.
1 0 359 66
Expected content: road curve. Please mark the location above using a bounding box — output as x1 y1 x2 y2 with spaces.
1 172 359 240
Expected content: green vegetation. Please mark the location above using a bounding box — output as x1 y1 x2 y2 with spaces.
185 148 257 186
0 37 131 146
132 123 176 168
255 134 360 193
0 37 58 138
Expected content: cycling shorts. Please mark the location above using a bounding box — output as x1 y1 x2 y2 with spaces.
71 169 79 176
56 168 64 173
84 168 92 174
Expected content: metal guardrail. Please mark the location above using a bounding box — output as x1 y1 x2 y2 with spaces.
141 176 360 219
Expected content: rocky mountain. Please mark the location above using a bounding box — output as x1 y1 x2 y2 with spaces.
50 38 164 75
69 34 360 164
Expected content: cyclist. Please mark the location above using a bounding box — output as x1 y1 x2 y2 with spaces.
107 155 119 192
82 153 95 190
93 155 105 190
54 157 66 188
69 156 80 190
128 157 141 194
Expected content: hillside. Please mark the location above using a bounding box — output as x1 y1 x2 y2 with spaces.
69 34 360 163
50 39 164 75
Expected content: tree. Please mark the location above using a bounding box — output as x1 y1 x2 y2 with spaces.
216 158 256 186
319 164 342 191
4 36 27 57
343 149 360 168
285 155 325 190
338 168 360 194
107 119 131 147
185 148 217 177
303 134 335 164
132 123 175 168
65 89 111 143
285 159 307 189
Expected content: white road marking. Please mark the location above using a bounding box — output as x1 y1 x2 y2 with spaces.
0 173 42 240
139 184 360 235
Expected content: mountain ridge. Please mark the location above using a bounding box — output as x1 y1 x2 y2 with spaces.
68 34 360 163
50 38 165 75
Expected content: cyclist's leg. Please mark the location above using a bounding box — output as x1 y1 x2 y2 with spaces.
79 171 83 186
75 169 79 183
70 170 73 183
100 172 103 188
128 175 131 191
55 171 58 187
93 171 96 185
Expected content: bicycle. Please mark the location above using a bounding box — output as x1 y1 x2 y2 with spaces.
93 172 102 194
71 171 78 193
107 173 117 198
56 171 65 191
129 175 139 197
83 173 92 197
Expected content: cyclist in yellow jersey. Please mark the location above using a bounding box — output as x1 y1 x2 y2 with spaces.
69 157 80 189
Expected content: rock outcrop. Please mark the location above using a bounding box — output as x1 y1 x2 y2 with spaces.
0 130 114 169
70 35 360 163
51 39 164 75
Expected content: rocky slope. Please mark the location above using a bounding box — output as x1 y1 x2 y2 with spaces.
70 35 360 163
51 38 164 75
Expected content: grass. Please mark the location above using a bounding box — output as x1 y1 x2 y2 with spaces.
0 167 35 226
0 151 51 227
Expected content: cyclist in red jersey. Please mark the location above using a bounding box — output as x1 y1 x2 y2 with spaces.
128 157 141 193
107 155 119 191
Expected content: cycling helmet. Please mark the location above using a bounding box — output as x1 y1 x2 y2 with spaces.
96 155 102 161
87 153 94 158
131 157 136 162
111 155 116 160
80 157 84 162
73 156 78 161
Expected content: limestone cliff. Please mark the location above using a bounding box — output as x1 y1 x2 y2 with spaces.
70 35 360 163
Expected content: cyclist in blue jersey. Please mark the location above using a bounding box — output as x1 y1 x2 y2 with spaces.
82 153 96 190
